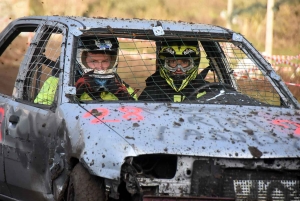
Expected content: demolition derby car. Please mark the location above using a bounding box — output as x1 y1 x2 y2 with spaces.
0 16 300 201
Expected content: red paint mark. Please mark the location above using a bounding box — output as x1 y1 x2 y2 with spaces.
0 108 4 142
272 119 300 135
83 108 119 124
83 106 144 124
119 106 144 121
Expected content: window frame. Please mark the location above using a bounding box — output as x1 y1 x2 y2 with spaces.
7 20 68 108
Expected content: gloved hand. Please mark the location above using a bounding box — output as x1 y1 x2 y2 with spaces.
75 71 100 96
109 78 137 100
113 80 128 95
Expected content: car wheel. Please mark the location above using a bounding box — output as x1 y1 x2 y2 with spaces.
66 163 105 201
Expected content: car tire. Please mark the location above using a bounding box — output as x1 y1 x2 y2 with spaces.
66 163 105 201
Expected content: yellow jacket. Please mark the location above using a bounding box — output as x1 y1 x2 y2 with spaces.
34 76 137 105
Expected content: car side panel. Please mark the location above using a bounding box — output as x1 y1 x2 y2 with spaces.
3 98 58 201
0 99 11 196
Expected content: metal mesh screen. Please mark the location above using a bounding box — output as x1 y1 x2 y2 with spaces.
70 31 281 105
20 22 283 106
24 26 62 105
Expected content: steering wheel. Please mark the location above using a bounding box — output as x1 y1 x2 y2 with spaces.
187 83 235 99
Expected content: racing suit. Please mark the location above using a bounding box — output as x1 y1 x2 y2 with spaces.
139 71 209 102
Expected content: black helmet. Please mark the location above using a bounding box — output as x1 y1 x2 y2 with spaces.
157 40 201 92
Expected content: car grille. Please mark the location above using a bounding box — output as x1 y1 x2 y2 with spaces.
224 169 300 200
232 180 299 200
191 160 300 200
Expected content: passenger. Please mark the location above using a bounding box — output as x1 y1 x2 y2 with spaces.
75 37 137 101
139 40 211 102
34 37 137 105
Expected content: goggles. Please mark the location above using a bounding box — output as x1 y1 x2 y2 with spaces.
164 58 194 72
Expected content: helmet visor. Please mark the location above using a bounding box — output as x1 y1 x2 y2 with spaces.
83 51 113 69
165 58 194 72
77 49 118 78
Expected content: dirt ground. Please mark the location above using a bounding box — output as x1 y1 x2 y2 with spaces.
0 36 26 96
0 67 18 96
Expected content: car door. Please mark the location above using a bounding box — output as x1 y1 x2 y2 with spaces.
0 19 40 198
0 19 66 200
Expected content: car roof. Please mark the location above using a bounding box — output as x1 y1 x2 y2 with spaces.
16 15 233 35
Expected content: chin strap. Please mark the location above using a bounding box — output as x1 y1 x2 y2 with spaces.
159 67 198 92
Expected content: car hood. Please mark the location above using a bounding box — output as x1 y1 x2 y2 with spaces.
60 103 300 178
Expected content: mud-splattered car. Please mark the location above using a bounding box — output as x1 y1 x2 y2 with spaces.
0 16 300 201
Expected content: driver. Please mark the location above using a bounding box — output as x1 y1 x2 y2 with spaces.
139 40 211 102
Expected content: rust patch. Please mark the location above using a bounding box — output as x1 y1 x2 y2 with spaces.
107 25 114 33
90 160 94 166
249 111 258 115
243 129 254 135
125 136 135 140
248 146 263 158
91 109 102 116
173 122 181 126
133 123 139 127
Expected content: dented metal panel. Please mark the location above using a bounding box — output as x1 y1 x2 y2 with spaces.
59 103 300 180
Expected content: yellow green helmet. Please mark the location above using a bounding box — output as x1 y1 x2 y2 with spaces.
157 40 201 92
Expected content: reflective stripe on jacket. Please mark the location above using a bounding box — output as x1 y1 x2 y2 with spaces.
80 91 119 101
34 77 59 105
